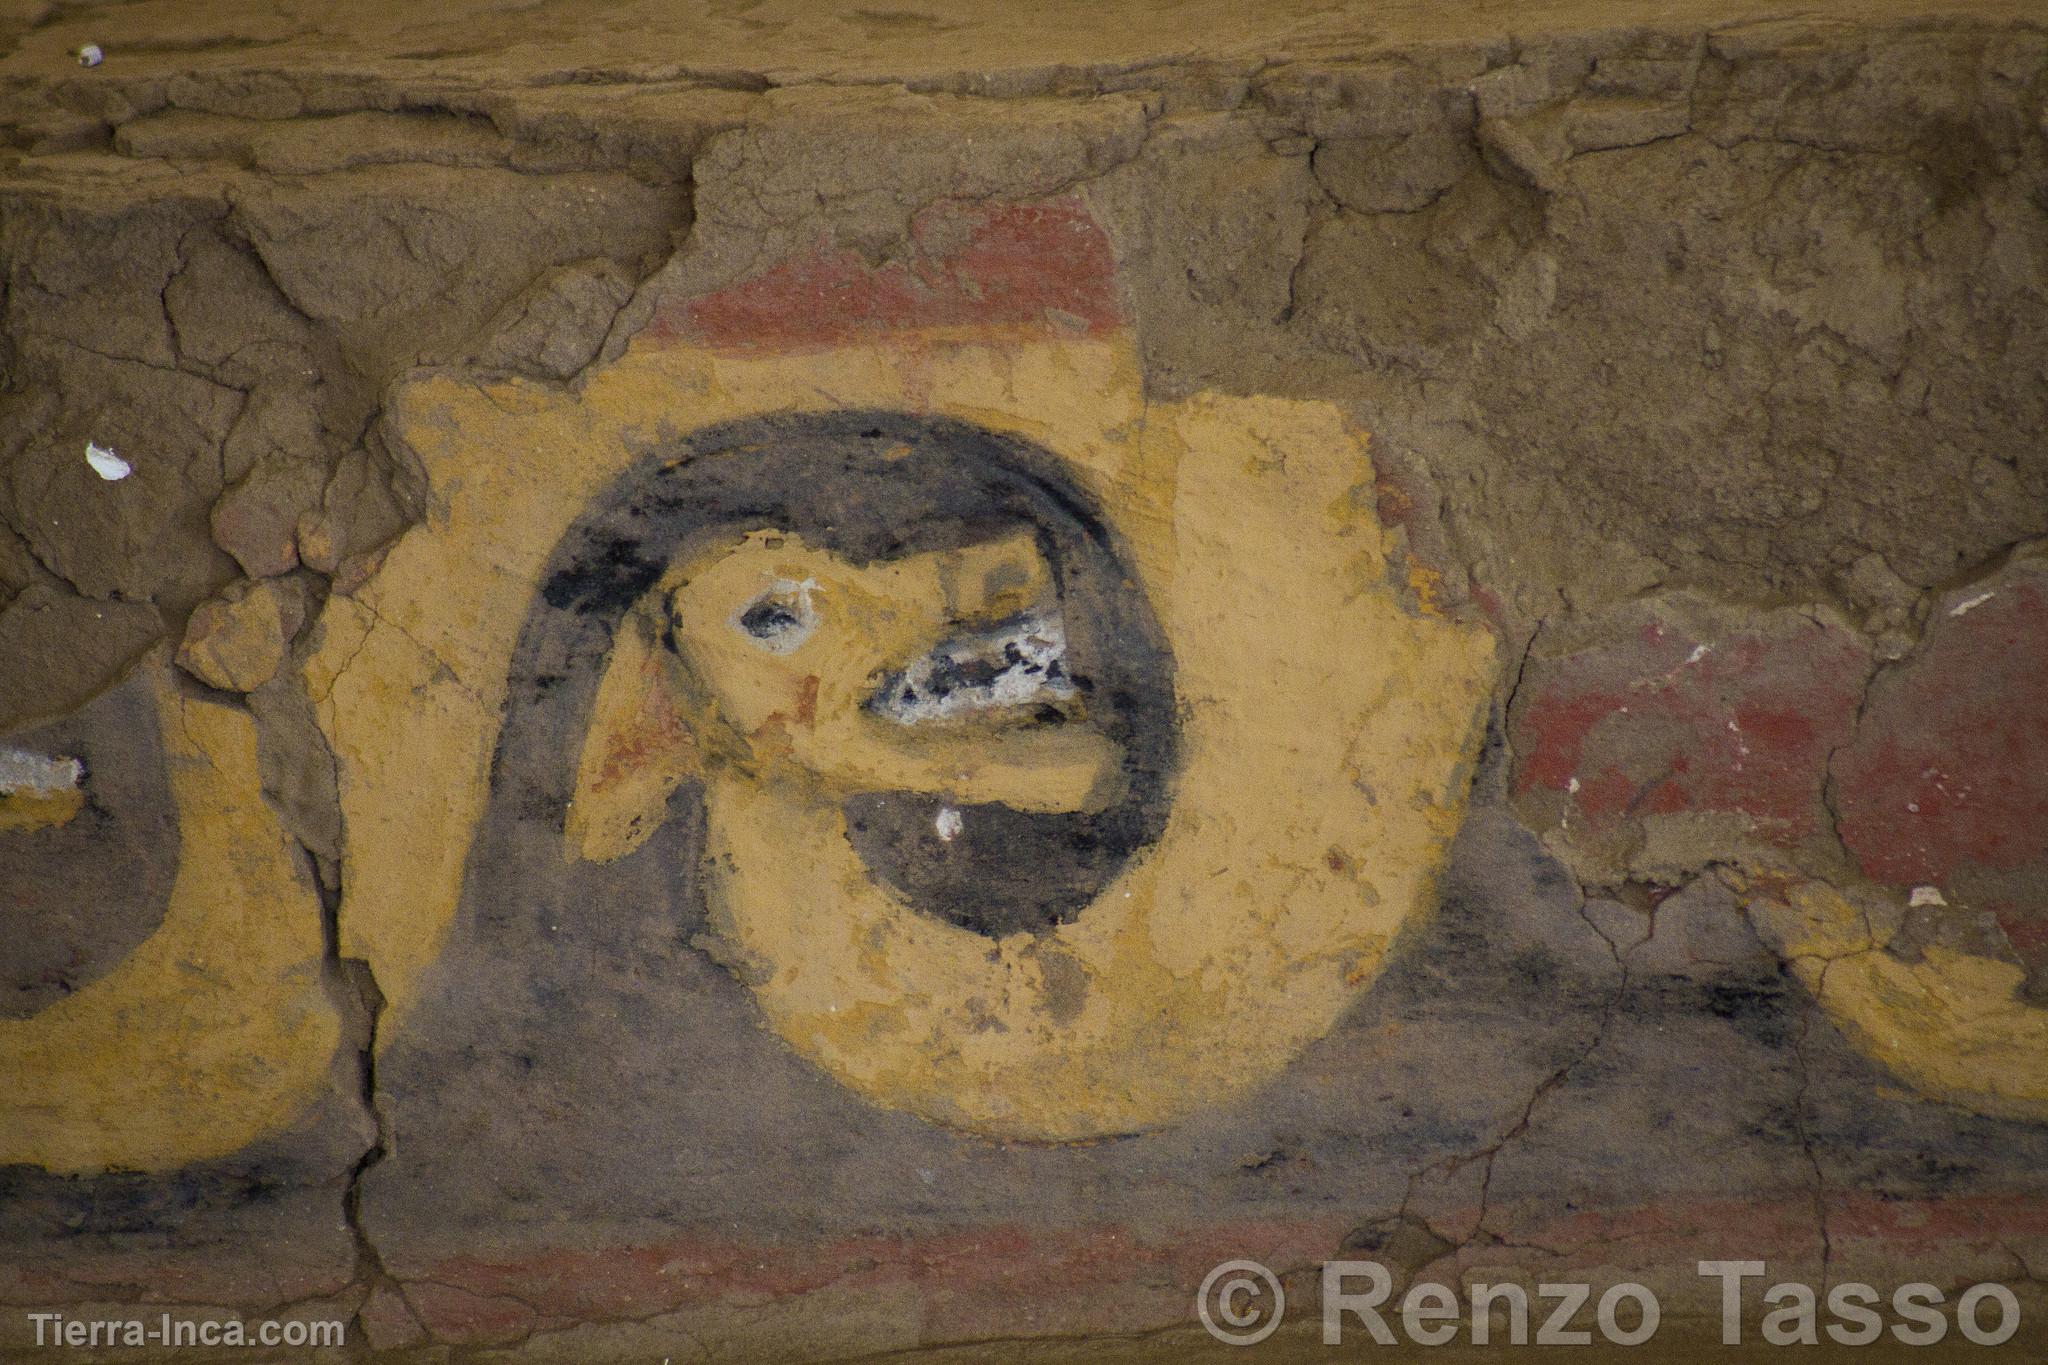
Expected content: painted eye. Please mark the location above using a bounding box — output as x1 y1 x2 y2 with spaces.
731 583 817 653
739 601 801 636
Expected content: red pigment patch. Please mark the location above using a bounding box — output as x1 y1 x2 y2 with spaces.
647 198 1122 349
589 646 694 795
1511 612 1868 844
397 1217 1348 1345
1996 906 2048 974
1836 572 2048 889
398 1281 537 1349
386 1199 2048 1346
1469 580 1508 625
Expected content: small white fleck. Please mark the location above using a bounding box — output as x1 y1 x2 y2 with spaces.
1567 776 1581 794
76 43 103 67
1950 591 1995 618
1685 644 1712 664
85 442 130 480
1906 802 1920 814
1908 885 1948 908
935 806 964 842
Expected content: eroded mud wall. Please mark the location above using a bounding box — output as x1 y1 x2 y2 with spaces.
2 3 2046 1358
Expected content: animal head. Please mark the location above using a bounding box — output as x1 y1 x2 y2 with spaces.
568 526 1124 863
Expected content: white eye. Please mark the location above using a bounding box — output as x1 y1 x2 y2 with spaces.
731 581 818 654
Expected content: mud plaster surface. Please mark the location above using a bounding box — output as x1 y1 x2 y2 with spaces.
2 0 2047 1357
0 5 2041 704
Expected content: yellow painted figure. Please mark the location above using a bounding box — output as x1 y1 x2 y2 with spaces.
1740 874 2048 1124
0 659 339 1171
324 326 1498 1141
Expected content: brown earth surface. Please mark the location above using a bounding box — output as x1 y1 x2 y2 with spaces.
2 1 2046 1360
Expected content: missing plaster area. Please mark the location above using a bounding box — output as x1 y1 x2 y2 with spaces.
0 747 83 796
866 609 1077 726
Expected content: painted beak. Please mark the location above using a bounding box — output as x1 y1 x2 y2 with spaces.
865 609 1080 727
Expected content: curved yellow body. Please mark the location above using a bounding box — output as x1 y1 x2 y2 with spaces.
0 664 339 1172
1743 876 2048 1123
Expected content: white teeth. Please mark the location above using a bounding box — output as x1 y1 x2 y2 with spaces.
870 610 1077 725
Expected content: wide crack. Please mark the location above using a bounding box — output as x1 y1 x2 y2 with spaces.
302 838 400 1346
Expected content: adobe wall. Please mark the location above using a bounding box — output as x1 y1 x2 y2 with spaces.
2 1 2045 1359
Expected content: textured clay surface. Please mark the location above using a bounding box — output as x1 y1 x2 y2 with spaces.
1 1 2045 1360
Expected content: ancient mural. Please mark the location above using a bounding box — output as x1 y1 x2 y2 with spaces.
324 198 1497 1145
7 199 2037 1174
2 654 341 1171
2 18 2047 1350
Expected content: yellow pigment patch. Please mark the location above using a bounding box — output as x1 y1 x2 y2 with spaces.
0 663 340 1172
0 786 83 832
1742 876 2048 1123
